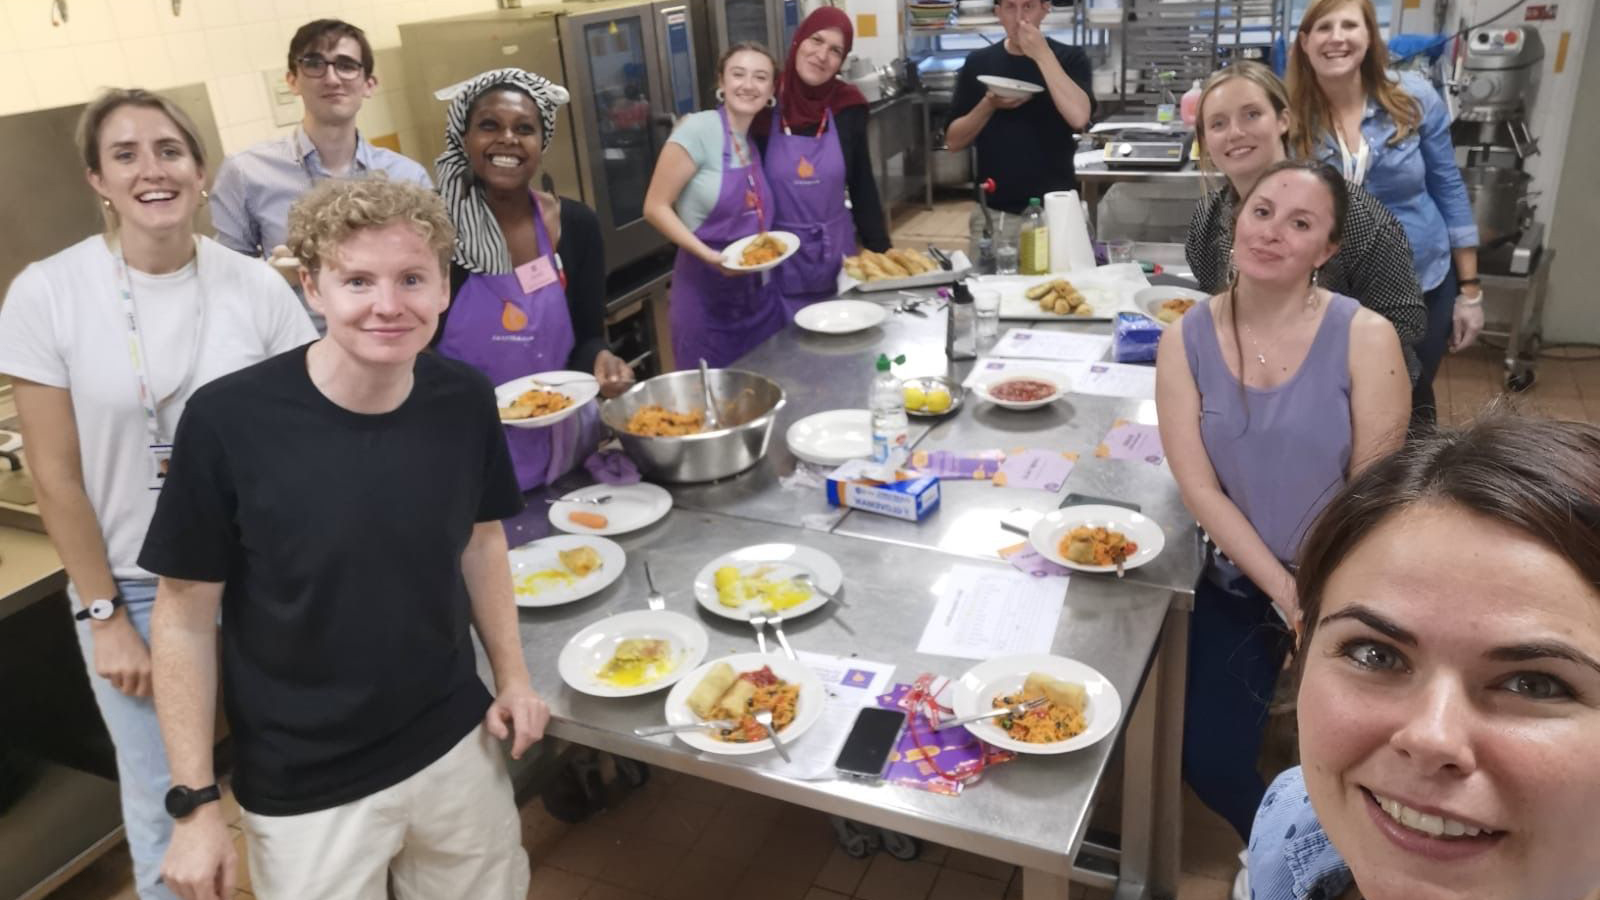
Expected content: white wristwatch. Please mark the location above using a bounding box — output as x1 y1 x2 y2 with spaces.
75 593 125 622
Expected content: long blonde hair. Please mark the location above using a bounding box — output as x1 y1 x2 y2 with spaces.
1286 0 1420 159
1193 62 1291 194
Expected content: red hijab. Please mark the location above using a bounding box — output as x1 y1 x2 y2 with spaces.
769 7 867 132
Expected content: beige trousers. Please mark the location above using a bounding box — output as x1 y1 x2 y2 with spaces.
240 724 530 900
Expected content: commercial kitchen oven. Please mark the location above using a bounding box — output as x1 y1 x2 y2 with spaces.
400 0 712 276
708 0 801 63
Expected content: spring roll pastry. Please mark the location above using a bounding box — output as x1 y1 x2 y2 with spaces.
715 679 758 720
1021 672 1087 716
687 662 737 719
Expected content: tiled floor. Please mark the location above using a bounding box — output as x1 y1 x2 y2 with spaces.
46 766 1240 900
43 203 1599 900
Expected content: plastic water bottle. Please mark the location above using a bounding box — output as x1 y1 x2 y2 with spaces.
870 353 909 466
1180 79 1203 126
1019 197 1049 275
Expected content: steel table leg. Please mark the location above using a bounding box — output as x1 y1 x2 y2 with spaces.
1024 867 1073 899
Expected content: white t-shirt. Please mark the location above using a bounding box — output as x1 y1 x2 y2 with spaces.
0 235 317 579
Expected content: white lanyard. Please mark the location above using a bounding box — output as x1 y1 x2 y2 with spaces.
112 239 209 444
1335 127 1369 186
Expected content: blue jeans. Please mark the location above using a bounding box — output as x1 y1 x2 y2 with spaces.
73 578 178 900
1411 264 1459 425
1181 569 1293 842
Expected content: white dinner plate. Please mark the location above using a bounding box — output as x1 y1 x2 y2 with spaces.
1135 286 1210 328
508 535 626 608
548 482 673 536
495 371 601 430
978 75 1045 100
557 609 709 698
971 369 1066 410
1028 505 1165 574
661 652 826 755
721 231 800 273
785 409 872 466
692 543 843 621
794 300 888 335
950 654 1122 754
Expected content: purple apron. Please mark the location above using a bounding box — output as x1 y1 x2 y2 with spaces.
669 105 786 370
438 194 599 490
765 107 856 318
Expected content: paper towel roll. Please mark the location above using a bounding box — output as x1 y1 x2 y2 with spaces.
1045 190 1097 273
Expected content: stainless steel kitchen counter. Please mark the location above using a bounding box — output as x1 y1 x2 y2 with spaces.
503 291 1199 897
487 509 1170 885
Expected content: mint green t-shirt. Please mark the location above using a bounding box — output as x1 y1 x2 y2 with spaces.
666 109 753 233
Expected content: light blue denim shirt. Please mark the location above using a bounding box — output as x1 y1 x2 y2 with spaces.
1248 767 1357 900
1312 71 1479 292
208 126 432 257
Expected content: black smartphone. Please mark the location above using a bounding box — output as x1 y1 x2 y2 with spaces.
834 707 907 779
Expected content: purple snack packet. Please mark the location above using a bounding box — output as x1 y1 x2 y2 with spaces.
907 448 1007 481
998 542 1071 578
875 683 1015 795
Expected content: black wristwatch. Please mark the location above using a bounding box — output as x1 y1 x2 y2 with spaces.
165 783 222 819
74 593 126 622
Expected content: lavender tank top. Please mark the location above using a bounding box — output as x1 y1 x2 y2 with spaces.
1182 293 1358 565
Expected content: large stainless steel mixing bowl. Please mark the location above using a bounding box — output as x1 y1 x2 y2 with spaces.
601 369 786 483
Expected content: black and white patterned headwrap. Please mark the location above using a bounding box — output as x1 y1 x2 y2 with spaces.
435 67 570 274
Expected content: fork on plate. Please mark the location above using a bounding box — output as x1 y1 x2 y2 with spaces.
752 709 791 762
765 611 796 660
543 494 613 506
746 609 769 653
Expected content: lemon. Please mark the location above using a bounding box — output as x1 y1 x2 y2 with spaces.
903 384 926 411
925 388 952 413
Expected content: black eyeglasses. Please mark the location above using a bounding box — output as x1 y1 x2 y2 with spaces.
297 54 365 79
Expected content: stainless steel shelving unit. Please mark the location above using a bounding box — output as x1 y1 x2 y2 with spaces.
1120 0 1286 108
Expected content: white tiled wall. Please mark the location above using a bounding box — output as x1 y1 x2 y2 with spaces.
0 0 504 156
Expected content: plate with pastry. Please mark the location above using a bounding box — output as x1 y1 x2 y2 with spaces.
1028 504 1165 574
660 653 826 754
722 231 800 272
495 370 600 429
1135 286 1209 328
558 609 709 697
950 653 1121 754
507 534 626 608
840 248 971 293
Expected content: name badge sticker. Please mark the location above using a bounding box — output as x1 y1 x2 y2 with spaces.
148 443 173 491
515 257 559 294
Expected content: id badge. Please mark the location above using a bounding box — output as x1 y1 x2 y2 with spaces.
514 256 559 294
148 443 173 490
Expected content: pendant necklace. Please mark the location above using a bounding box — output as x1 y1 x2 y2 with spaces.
1238 287 1321 369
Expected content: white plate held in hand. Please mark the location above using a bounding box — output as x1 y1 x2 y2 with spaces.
495 370 601 430
950 653 1122 754
558 609 709 698
721 231 800 273
1028 505 1165 573
978 75 1044 100
786 409 872 466
794 300 888 334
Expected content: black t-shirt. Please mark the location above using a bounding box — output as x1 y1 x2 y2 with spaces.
139 345 524 816
949 39 1097 214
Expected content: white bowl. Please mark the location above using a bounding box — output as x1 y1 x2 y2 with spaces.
972 370 1065 410
1027 505 1166 574
722 231 800 273
1135 286 1210 328
785 409 873 466
978 75 1045 100
950 654 1122 754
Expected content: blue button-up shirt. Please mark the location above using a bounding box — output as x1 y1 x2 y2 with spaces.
1312 71 1479 293
208 127 433 257
1248 767 1357 900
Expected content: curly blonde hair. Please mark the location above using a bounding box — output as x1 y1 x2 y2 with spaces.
287 176 455 274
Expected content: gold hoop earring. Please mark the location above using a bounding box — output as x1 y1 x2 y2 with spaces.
715 88 725 103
